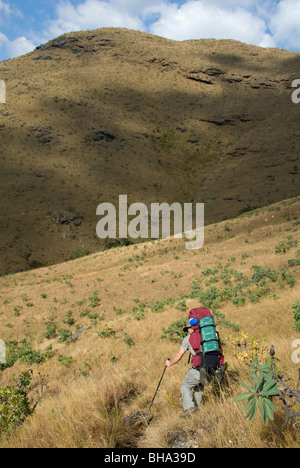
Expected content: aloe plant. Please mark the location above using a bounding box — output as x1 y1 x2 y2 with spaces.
234 356 280 424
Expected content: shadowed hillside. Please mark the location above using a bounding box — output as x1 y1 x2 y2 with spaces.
0 27 299 275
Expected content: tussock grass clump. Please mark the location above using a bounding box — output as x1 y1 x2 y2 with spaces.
0 373 141 448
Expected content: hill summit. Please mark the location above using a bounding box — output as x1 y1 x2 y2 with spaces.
0 27 299 275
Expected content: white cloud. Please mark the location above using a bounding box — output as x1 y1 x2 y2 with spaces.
6 36 36 57
108 0 164 17
0 0 35 60
270 0 300 50
0 34 35 60
46 0 144 38
149 1 274 47
259 33 276 48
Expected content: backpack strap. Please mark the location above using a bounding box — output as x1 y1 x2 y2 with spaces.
189 329 203 367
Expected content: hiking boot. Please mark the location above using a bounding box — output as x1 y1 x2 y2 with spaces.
180 407 197 418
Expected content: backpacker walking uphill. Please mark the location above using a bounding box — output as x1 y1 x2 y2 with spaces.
165 307 225 417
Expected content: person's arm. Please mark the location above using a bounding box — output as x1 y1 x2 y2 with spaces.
165 348 185 367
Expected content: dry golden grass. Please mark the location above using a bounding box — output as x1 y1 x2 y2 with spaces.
0 196 300 448
0 372 141 448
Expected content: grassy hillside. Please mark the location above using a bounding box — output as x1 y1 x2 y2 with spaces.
0 28 300 274
0 196 299 448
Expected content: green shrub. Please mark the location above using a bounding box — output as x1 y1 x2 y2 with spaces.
0 340 52 370
275 237 299 254
89 291 100 308
160 317 186 343
70 249 89 260
130 302 147 320
0 370 33 434
123 333 134 346
288 258 300 267
58 329 73 343
251 265 278 284
44 317 57 339
58 355 73 368
175 300 187 311
232 294 246 307
292 302 300 332
97 326 115 338
63 310 75 326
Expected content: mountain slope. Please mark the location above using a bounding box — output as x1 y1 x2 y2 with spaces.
0 28 300 274
0 196 299 447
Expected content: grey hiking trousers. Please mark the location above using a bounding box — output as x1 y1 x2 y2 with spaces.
181 368 205 411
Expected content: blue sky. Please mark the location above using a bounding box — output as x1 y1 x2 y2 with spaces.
0 0 299 61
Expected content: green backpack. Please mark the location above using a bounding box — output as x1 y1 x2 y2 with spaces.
199 316 220 354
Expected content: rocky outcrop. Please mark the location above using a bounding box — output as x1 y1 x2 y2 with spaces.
34 35 116 58
85 130 116 143
52 213 83 227
28 126 57 144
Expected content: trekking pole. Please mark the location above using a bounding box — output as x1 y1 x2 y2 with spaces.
149 359 170 411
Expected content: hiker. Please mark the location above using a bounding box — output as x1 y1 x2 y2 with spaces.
166 310 223 417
